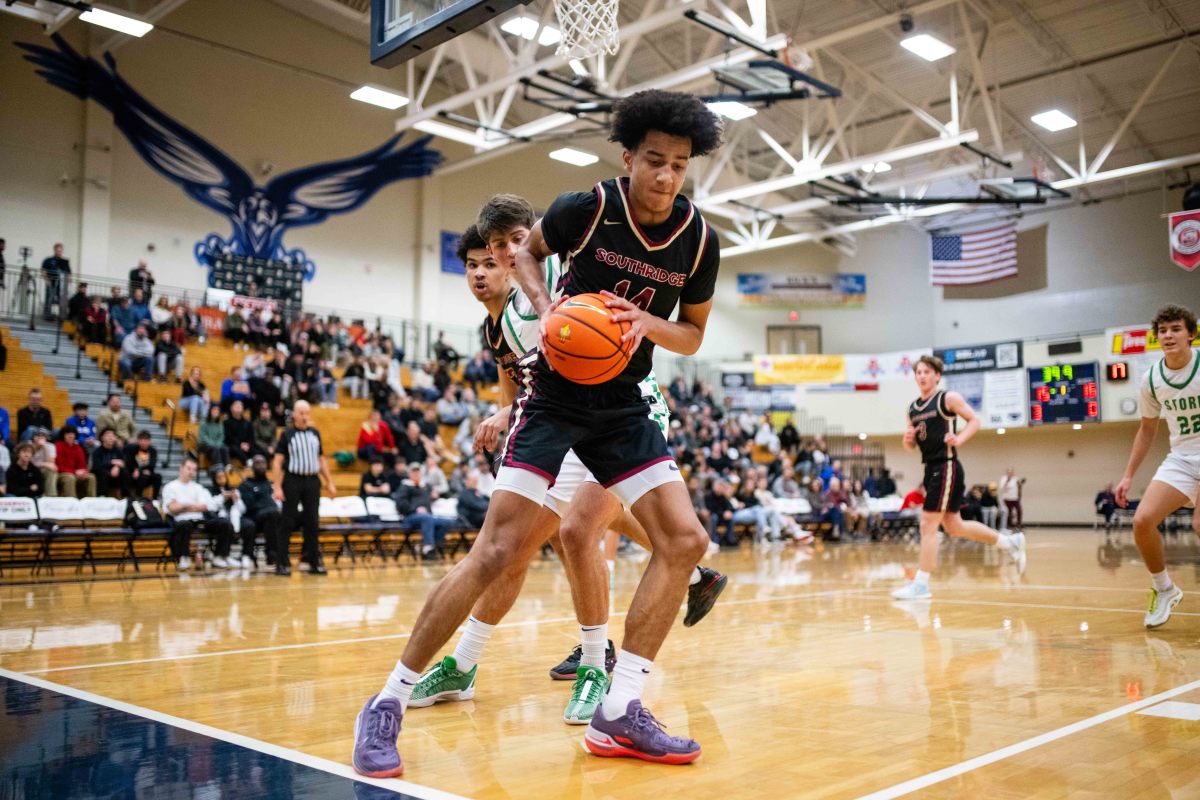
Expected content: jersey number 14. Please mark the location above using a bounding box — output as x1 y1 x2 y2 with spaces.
613 280 655 311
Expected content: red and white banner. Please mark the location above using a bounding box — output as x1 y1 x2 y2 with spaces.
1169 209 1200 272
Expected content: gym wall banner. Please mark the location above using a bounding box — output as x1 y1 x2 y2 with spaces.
736 273 866 309
1169 209 1200 272
753 355 846 385
843 349 931 383
932 341 1023 374
1107 325 1200 355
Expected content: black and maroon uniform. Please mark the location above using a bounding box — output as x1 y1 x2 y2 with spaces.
908 390 965 513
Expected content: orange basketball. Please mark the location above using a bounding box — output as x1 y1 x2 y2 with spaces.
543 293 633 385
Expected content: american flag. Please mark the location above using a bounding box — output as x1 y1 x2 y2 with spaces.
929 222 1018 285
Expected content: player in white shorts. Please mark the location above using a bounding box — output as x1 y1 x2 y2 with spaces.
1115 304 1200 628
408 201 725 726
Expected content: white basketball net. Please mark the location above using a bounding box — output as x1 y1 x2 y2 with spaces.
555 0 620 60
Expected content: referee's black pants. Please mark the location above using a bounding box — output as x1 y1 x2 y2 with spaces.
279 474 321 567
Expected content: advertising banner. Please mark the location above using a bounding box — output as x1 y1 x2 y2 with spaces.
933 341 1022 374
737 273 865 308
753 354 846 385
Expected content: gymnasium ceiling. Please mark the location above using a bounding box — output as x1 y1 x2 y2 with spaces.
5 0 1199 255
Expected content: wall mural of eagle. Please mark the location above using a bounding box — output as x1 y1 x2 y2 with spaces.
18 34 442 282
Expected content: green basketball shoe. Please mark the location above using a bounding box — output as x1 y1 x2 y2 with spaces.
408 656 477 708
563 665 608 725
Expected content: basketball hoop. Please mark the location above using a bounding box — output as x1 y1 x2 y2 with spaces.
554 0 620 60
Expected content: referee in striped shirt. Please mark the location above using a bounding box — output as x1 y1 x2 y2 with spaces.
272 400 336 576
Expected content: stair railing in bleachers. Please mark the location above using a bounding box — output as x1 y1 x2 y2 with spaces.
163 399 177 469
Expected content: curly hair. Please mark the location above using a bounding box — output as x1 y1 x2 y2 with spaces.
1152 304 1197 336
455 223 488 264
476 194 536 241
609 90 723 157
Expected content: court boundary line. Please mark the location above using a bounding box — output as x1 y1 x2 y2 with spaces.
854 678 1200 800
0 666 468 800
20 587 879 674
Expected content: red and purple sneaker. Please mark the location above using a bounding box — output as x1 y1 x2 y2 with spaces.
351 694 404 778
584 699 701 765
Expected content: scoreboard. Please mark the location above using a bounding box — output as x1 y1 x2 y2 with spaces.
1028 362 1100 425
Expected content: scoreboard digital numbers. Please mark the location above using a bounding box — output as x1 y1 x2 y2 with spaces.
1028 362 1101 425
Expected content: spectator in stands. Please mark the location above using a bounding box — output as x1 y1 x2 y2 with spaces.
1096 483 1117 526
54 426 94 498
961 486 984 523
18 388 53 442
461 351 496 392
731 474 775 543
285 351 315 404
198 405 230 467
179 367 210 424
118 324 154 381
470 452 495 497
342 355 368 400
778 417 800 457
223 399 255 466
394 462 455 560
432 331 460 370
900 484 925 514
129 260 155 300
820 459 844 490
30 429 57 497
66 402 97 451
128 288 152 331
877 468 897 498
980 482 1000 529
436 386 468 427
123 430 162 498
771 464 803 498
423 454 449 497
706 440 734 476
411 362 438 402
162 457 232 572
805 477 844 539
207 466 245 569
150 297 172 330
169 305 194 346
97 394 135 445
357 409 398 469
753 415 780 454
7 442 43 498
704 479 738 548
84 297 108 344
91 429 128 497
238 455 279 569
457 471 489 529
849 479 873 537
0 405 10 447
225 304 247 348
245 308 269 350
315 360 338 408
105 286 123 312
110 296 136 346
668 376 689 405
360 457 395 500
252 403 277 459
67 282 90 329
219 366 253 414
41 243 70 321
154 328 183 382
419 407 455 463
397 421 428 466
998 467 1025 530
0 441 8 495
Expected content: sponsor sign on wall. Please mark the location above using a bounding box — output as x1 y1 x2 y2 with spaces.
933 341 1023 374
737 273 866 308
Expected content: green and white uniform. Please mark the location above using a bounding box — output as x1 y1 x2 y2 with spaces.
1139 347 1200 502
501 255 671 514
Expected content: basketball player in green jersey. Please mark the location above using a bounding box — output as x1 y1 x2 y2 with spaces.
1115 304 1200 628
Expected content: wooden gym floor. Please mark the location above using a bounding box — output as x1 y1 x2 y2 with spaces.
2 530 1199 799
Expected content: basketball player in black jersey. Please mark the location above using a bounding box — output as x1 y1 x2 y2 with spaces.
891 355 1027 601
350 90 720 776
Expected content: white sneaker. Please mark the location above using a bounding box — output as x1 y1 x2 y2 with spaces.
241 555 255 569
178 555 192 571
212 556 229 569
1006 532 1027 574
1145 585 1184 629
891 581 933 600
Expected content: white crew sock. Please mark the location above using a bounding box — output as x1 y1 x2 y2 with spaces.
914 569 931 586
1151 569 1174 593
450 616 495 673
580 623 608 670
689 566 702 585
602 649 651 719
374 660 422 712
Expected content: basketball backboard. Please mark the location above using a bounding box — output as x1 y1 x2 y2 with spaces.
371 0 533 67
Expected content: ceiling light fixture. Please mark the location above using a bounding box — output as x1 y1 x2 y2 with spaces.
500 16 562 46
412 120 504 150
549 147 599 166
900 34 955 61
863 161 892 173
707 101 757 121
1031 109 1077 132
80 6 153 37
350 86 409 110
568 59 588 77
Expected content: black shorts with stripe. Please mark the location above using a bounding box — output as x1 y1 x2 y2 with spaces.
503 352 670 487
922 459 965 513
